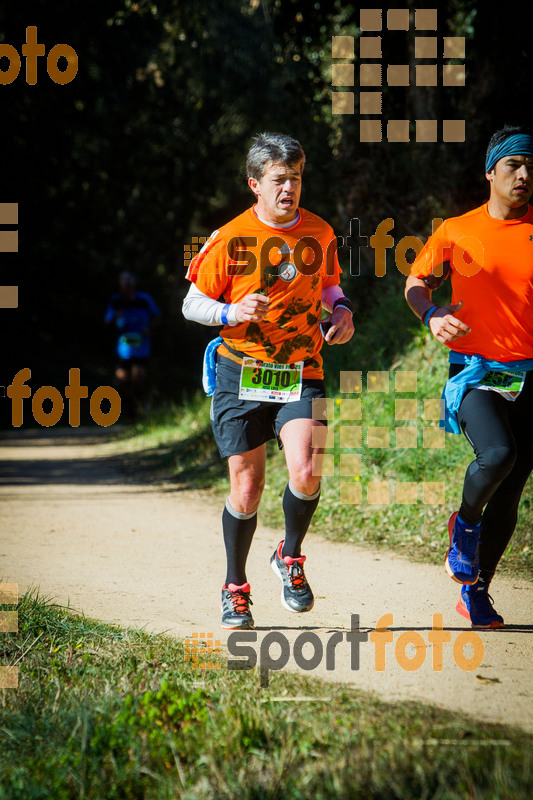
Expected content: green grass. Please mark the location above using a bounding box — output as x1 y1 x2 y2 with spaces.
0 591 531 799
113 273 532 579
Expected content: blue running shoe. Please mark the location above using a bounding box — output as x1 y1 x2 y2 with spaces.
445 511 480 585
457 584 504 629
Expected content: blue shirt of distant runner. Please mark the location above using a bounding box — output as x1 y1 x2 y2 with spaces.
105 292 160 360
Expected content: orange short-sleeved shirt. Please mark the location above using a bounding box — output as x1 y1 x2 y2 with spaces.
186 206 341 378
410 203 533 361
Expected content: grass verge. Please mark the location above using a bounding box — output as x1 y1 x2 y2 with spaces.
0 591 531 799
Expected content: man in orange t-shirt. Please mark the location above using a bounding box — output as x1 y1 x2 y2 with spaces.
183 132 354 629
405 124 533 629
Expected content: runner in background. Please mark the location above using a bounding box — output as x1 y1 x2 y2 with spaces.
405 124 533 628
183 132 355 629
105 271 160 423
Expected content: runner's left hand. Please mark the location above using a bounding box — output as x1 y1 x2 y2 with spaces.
323 306 354 345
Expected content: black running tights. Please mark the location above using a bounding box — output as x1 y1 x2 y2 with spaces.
451 365 533 583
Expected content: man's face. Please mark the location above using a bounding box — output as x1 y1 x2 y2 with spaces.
248 160 304 224
486 154 533 210
119 271 136 294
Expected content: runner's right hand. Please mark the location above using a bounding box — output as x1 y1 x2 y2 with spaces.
235 293 270 323
428 301 471 343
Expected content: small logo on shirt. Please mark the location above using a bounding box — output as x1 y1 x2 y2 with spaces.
279 262 297 282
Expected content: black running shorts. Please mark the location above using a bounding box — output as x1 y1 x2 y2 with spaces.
211 354 326 458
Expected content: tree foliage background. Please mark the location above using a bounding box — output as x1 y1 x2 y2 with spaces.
0 0 531 415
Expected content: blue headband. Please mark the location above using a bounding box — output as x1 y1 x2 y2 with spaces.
485 134 533 173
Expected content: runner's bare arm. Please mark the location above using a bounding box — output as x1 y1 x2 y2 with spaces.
405 276 470 344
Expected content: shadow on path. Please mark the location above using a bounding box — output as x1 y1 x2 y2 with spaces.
0 425 225 489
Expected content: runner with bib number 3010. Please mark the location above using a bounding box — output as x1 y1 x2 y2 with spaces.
182 132 355 630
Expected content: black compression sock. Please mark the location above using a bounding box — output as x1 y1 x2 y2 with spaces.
223 498 257 586
281 481 320 558
458 507 482 527
477 570 494 587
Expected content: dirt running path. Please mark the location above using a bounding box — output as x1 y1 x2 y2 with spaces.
1 427 532 732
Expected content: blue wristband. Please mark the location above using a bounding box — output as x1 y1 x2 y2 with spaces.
423 305 439 328
221 304 230 326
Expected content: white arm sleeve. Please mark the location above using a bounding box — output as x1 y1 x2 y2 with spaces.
182 283 239 326
321 284 346 313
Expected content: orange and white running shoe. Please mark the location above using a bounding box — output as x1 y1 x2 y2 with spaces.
270 540 314 613
220 582 254 629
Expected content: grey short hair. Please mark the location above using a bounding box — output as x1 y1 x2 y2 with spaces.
246 132 305 181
